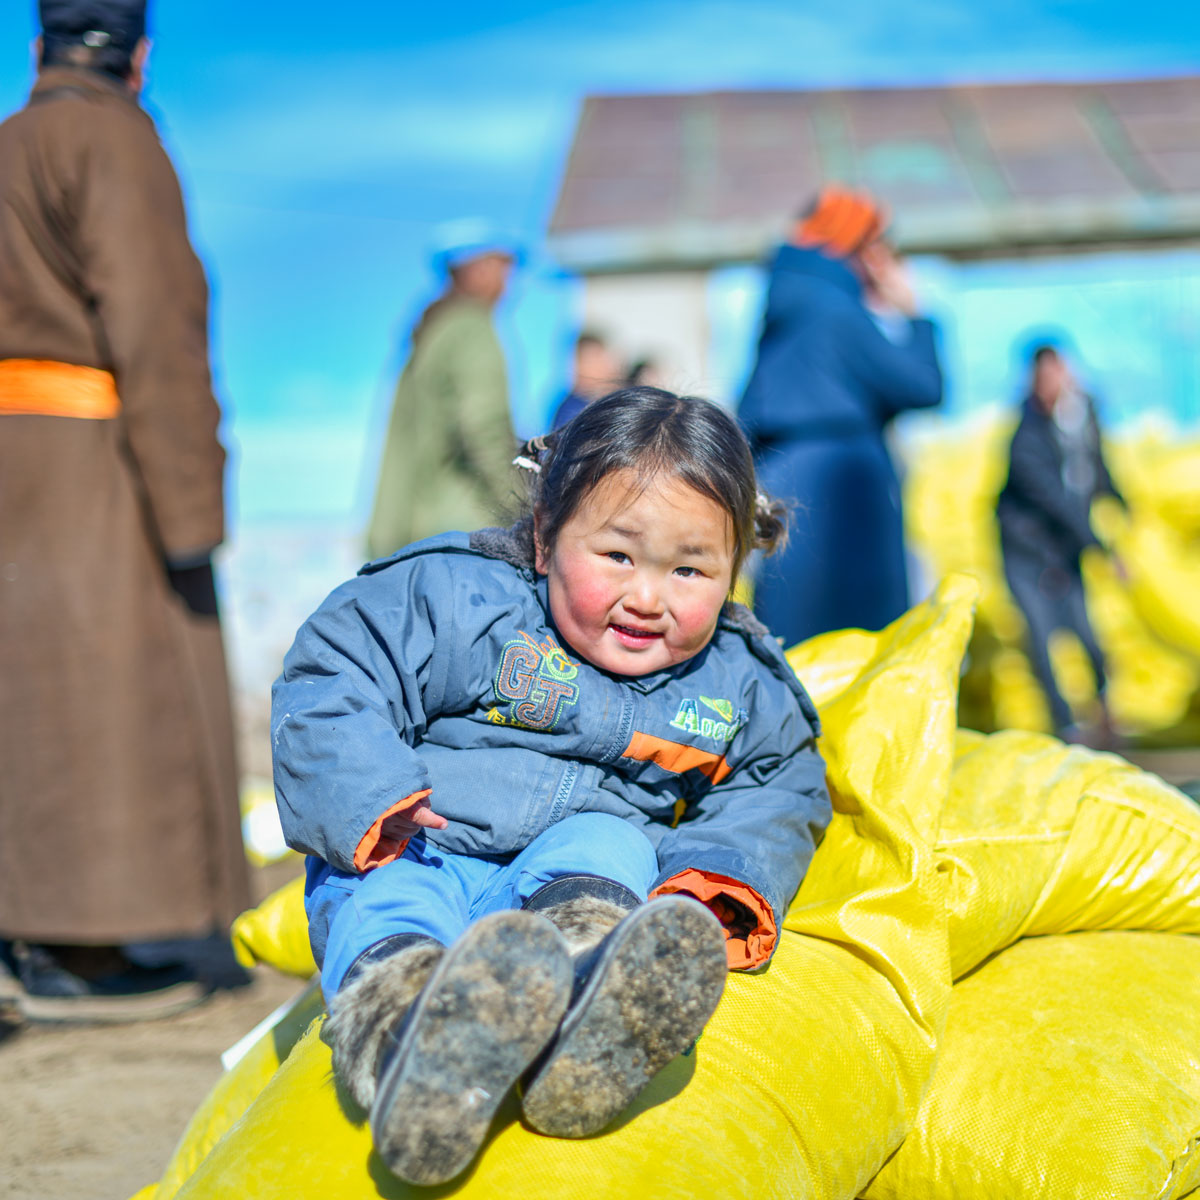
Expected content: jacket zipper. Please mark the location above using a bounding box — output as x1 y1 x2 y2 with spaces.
546 760 579 827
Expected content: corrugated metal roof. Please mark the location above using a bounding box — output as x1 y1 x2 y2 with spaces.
548 77 1200 272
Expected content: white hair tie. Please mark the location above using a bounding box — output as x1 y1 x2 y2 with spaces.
512 455 542 474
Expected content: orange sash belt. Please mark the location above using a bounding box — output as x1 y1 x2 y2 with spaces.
0 358 120 419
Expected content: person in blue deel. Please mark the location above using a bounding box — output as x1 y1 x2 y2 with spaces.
272 387 831 1187
739 185 944 647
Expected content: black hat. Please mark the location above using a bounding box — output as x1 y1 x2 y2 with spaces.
38 1 147 53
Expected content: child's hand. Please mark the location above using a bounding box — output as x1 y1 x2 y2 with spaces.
381 795 449 838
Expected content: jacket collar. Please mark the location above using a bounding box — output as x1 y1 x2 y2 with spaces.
770 243 863 301
469 521 536 569
30 66 140 109
1021 393 1053 423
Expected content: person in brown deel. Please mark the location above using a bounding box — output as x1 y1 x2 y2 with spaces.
0 0 250 1020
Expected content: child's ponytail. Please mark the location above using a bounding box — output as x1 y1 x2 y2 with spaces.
753 491 790 557
513 433 557 502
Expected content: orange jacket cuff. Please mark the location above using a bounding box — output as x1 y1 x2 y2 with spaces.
651 869 776 970
352 789 432 873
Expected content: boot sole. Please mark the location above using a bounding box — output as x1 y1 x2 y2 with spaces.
521 896 727 1138
371 910 572 1186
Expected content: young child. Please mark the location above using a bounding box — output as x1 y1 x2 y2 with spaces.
272 387 831 1186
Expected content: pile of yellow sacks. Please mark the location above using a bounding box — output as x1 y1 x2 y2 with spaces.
133 575 1200 1200
903 415 1200 738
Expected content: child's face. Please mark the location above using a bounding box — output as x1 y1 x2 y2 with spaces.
535 469 735 676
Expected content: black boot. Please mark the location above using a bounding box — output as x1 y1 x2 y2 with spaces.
521 876 728 1138
325 911 573 1186
7 942 209 1024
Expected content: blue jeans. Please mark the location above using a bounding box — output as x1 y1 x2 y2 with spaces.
1002 547 1107 732
305 812 659 1002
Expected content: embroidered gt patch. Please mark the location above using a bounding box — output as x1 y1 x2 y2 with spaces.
490 632 580 731
669 695 748 744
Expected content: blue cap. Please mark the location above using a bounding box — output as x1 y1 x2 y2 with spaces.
427 218 522 275
1016 326 1078 366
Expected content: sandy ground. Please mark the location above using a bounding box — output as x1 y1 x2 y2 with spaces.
0 849 305 1200
0 745 1195 1200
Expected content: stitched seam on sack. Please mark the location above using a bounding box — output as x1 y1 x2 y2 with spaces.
936 831 1071 847
1078 792 1200 838
1155 1123 1200 1199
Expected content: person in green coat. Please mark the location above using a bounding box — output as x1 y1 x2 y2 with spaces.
367 223 520 559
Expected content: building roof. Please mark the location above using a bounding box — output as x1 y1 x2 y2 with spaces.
547 77 1200 272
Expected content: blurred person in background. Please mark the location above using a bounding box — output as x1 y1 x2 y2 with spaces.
738 185 943 647
550 330 622 430
0 0 250 1020
366 222 520 559
997 342 1125 747
624 356 664 389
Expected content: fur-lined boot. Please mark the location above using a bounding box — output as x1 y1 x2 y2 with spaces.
520 876 728 1138
324 933 444 1111
323 910 572 1187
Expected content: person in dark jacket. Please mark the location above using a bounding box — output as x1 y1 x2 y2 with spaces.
549 330 621 430
273 388 829 1185
739 185 943 646
997 344 1124 744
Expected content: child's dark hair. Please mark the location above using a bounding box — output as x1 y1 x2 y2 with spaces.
518 387 787 580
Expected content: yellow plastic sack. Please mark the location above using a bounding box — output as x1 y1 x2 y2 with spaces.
1078 545 1200 733
152 981 325 1200
938 728 1200 979
1108 430 1200 535
784 575 980 1032
152 574 979 1200
862 931 1200 1200
230 874 316 979
172 935 924 1200
1121 514 1200 660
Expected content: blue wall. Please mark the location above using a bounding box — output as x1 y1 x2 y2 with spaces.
709 248 1200 429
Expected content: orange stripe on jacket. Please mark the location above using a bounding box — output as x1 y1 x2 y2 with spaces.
353 789 433 872
0 359 121 419
652 869 776 970
621 731 732 784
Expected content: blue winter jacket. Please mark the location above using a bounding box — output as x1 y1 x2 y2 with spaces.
271 526 831 957
739 244 942 447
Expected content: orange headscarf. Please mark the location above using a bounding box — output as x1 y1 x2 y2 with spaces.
790 185 888 258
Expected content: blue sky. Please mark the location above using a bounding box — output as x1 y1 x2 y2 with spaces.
2 1 1198 528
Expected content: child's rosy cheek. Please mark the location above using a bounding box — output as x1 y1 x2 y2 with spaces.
557 566 611 621
676 596 725 643
573 582 612 621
